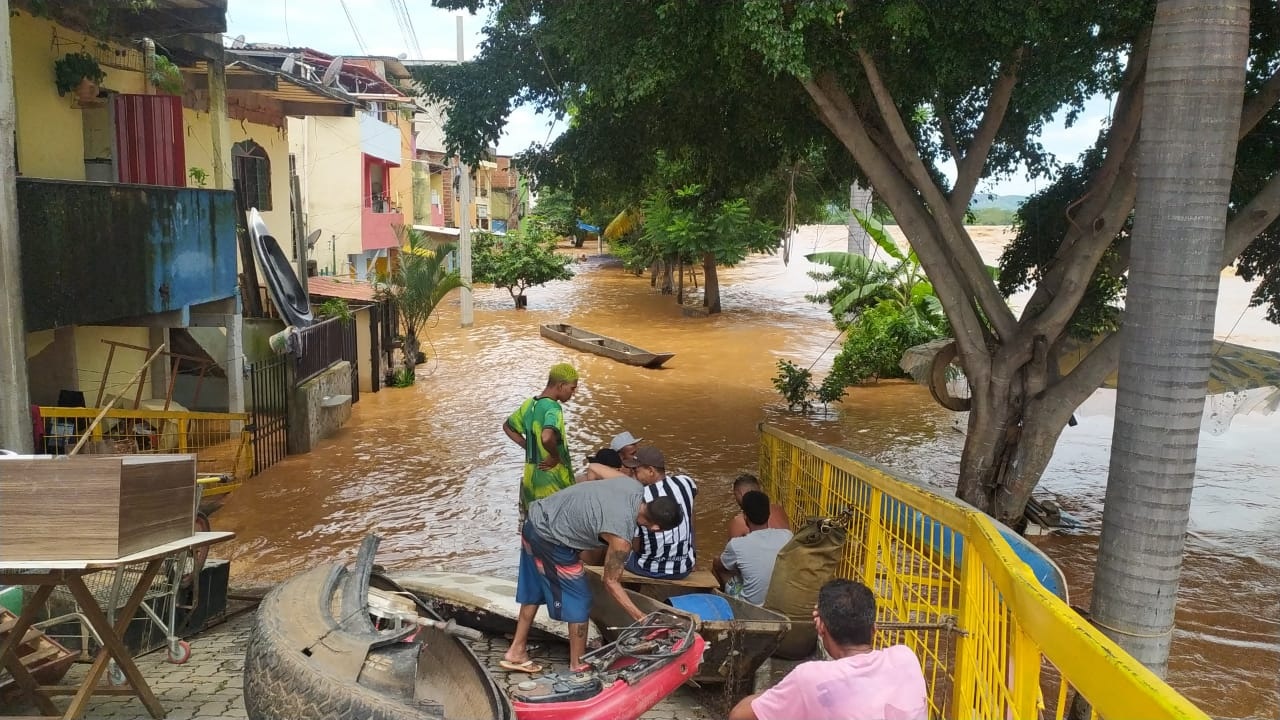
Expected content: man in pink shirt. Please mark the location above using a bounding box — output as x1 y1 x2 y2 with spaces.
729 579 929 720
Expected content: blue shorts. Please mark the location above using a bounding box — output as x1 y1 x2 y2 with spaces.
624 553 691 580
515 522 591 623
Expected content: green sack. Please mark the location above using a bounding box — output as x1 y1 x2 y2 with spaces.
764 516 847 659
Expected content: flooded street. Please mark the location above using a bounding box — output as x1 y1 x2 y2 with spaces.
212 226 1278 717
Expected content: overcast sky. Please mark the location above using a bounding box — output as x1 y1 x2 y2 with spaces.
226 0 1110 198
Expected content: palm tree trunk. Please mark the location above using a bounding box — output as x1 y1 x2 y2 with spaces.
1091 0 1249 676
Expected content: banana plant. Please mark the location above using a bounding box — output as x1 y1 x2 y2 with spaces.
806 209 946 333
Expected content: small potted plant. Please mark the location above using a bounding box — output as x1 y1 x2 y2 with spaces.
54 52 106 103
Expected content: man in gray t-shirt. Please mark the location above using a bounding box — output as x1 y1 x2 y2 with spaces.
713 490 793 605
504 476 684 672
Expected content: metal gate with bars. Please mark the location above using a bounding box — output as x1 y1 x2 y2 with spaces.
247 356 288 475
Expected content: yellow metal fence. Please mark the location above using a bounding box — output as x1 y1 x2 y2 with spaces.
38 407 254 482
758 424 1207 720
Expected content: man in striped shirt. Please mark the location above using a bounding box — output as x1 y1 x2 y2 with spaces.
623 447 697 579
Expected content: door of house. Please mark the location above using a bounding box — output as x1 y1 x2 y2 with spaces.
112 94 186 186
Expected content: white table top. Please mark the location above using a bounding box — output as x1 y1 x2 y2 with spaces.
0 531 235 571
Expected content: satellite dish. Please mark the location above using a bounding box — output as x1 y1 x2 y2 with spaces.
232 34 246 48
305 229 322 250
281 53 296 74
321 56 344 87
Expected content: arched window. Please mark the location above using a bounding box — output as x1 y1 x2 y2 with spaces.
232 140 271 211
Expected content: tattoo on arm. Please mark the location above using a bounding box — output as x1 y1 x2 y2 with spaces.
604 548 628 578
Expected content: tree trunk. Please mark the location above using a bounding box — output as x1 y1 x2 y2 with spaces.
702 252 721 314
676 258 685 304
659 258 674 294
403 332 420 373
649 259 659 287
1091 0 1248 676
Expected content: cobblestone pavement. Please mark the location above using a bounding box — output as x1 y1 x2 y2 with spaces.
15 607 728 719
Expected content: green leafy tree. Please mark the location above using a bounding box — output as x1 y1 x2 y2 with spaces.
374 229 465 375
414 0 1280 524
529 187 579 239
639 183 779 313
472 223 574 308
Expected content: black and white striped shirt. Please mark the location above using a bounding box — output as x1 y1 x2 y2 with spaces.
633 473 697 576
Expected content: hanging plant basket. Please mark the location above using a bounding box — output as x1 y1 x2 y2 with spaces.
54 52 106 97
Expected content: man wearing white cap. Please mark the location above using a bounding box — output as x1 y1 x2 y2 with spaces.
609 430 643 464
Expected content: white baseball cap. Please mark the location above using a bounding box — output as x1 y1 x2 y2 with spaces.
609 431 643 451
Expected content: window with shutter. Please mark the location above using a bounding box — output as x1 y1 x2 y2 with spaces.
232 140 272 210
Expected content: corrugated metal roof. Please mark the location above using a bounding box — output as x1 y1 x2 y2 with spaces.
306 277 378 302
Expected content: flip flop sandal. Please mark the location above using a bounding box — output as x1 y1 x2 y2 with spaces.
499 659 543 674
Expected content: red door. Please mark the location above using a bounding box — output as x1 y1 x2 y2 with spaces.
113 94 186 186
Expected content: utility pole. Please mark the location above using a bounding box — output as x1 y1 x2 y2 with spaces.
0 0 33 453
848 182 873 256
456 15 474 327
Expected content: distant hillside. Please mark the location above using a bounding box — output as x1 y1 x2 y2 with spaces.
970 194 1027 211
967 194 1026 225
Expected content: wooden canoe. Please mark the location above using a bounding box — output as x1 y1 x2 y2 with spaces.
584 571 790 689
539 323 674 369
393 570 604 645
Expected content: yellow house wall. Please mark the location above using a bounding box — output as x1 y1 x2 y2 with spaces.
290 116 363 275
11 11 147 180
185 109 291 250
72 326 154 405
354 307 373 393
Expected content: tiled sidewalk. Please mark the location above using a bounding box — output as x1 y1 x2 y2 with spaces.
12 607 726 719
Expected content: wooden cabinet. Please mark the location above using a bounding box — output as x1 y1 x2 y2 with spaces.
0 455 197 561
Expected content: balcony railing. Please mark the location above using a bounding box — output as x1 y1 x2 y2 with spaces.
16 178 238 331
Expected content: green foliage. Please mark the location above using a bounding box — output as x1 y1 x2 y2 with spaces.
375 229 466 367
316 298 352 321
998 147 1127 339
187 167 209 188
639 183 779 271
807 211 947 332
390 367 415 388
529 188 578 238
471 223 574 306
148 54 184 95
54 52 106 95
827 302 946 386
805 210 950 394
772 360 816 413
28 0 156 40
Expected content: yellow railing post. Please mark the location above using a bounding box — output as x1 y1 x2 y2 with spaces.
177 419 189 452
951 540 979 719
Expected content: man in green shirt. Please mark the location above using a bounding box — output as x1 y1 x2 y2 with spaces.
504 363 579 515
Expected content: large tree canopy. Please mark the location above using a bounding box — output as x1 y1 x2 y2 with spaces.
416 0 1280 525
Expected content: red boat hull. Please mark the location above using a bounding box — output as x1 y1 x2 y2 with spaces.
513 634 706 720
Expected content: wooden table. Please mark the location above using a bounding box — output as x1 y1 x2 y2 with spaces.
0 531 235 719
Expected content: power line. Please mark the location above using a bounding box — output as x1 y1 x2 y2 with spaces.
339 0 369 55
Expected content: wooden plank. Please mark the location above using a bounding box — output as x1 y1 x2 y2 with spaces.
0 531 234 570
583 565 719 590
116 455 197 557
0 457 124 560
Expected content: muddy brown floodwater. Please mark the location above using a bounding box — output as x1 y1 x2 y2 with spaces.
213 226 1279 718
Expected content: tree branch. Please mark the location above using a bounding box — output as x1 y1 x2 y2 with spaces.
803 73 989 363
934 99 963 164
949 47 1026 216
1013 27 1150 343
1240 65 1280 139
855 50 1019 342
1225 168 1280 261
